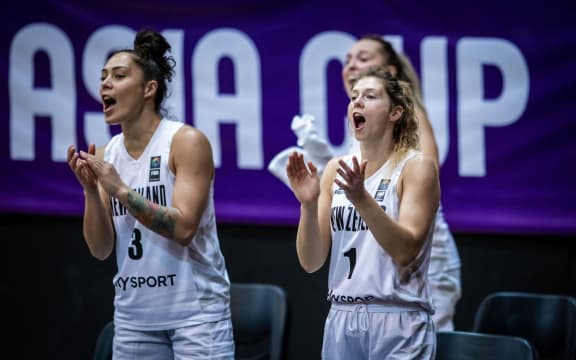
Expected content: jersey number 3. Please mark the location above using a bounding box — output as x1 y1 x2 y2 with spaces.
128 228 143 260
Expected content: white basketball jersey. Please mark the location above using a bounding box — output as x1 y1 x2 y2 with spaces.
349 135 460 275
104 119 231 330
328 149 434 313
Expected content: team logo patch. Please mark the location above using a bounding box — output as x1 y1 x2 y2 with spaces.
374 178 390 201
149 156 161 182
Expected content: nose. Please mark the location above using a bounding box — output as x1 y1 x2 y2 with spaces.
342 63 358 80
101 75 111 89
351 96 364 108
344 59 357 72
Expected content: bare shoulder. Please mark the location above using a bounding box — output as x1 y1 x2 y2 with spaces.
406 151 436 170
174 124 211 148
403 152 439 182
323 156 342 177
170 124 214 171
320 156 341 188
326 156 342 169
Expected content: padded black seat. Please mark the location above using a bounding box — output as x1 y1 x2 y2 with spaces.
436 330 536 360
231 282 288 360
473 291 576 360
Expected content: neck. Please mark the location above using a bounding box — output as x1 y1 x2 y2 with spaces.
360 141 395 178
122 113 162 159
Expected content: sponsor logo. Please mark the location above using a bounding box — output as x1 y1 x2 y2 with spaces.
114 274 177 290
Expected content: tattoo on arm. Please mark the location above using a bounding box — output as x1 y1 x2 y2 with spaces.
127 190 175 238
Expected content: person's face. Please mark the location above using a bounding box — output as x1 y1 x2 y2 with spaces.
347 76 396 141
100 52 147 125
342 39 387 97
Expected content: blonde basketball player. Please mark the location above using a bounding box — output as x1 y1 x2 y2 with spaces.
286 67 438 359
271 34 461 331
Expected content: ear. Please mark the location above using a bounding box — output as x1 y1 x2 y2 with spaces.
389 105 404 123
386 65 398 77
144 80 158 99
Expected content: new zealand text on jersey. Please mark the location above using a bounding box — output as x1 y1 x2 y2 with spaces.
331 206 369 232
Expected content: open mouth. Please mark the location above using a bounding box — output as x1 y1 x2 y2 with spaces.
352 112 366 129
102 95 117 111
346 75 358 92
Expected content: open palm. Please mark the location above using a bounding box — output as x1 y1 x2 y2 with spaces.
286 152 320 204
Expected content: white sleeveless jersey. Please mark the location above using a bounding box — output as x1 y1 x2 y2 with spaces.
328 149 434 313
104 119 231 331
349 135 460 276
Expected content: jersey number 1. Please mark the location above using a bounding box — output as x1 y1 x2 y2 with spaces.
343 247 356 279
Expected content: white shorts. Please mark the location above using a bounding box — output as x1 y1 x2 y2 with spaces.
321 304 436 360
113 318 234 360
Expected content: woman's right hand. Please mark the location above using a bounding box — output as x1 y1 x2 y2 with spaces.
67 144 98 194
286 151 320 205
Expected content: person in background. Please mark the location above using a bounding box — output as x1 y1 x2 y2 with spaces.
67 28 233 359
269 34 462 331
287 67 438 358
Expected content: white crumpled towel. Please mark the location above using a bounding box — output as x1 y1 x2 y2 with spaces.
267 114 335 188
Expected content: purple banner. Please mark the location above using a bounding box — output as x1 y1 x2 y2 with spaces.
2 1 575 234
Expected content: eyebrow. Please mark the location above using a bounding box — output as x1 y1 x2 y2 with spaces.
347 49 374 58
352 86 381 94
357 50 373 56
101 65 129 72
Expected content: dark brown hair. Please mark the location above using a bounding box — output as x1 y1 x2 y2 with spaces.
109 28 176 115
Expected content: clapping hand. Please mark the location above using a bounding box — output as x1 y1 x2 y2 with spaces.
286 151 320 205
335 156 368 204
67 144 98 194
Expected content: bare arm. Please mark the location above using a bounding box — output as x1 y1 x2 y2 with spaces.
416 103 440 168
168 125 214 246
287 152 334 273
336 154 439 267
80 125 213 247
397 53 440 168
67 144 114 260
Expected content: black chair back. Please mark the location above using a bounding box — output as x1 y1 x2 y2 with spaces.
231 282 288 360
436 330 536 360
473 291 576 360
93 321 113 360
